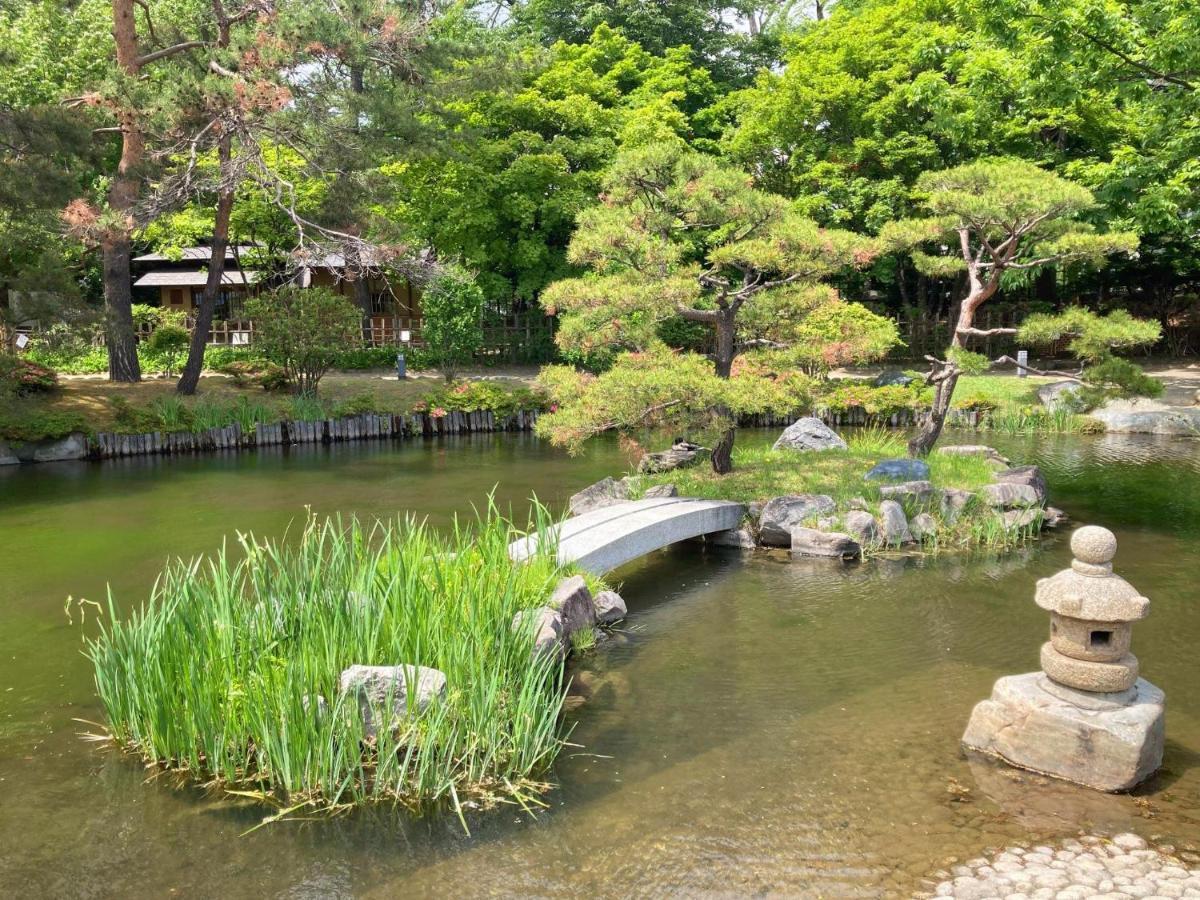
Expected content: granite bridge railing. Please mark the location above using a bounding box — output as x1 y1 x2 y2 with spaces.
508 498 746 575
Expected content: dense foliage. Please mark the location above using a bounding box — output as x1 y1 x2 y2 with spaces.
245 287 363 395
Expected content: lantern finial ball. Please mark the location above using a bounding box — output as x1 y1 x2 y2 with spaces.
1071 525 1117 566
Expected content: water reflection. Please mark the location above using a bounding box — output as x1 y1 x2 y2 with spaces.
0 428 1198 896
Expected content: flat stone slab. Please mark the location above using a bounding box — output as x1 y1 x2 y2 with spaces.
509 498 746 575
962 672 1164 792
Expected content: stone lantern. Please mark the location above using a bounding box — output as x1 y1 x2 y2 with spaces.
1036 525 1148 695
962 525 1164 792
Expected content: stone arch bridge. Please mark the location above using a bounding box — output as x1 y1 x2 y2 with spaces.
509 498 746 576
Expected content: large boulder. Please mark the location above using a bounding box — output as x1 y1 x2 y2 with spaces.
878 500 912 545
842 510 879 547
757 494 837 547
994 465 1048 504
981 482 1042 509
772 417 848 452
962 673 1164 792
569 477 630 516
1037 380 1083 410
1003 508 1042 530
638 441 707 474
936 444 1010 467
790 527 861 560
0 441 18 466
878 480 935 505
338 664 448 738
864 458 931 482
873 369 915 387
6 431 88 464
593 590 628 625
1088 398 1200 435
548 575 598 637
512 607 565 660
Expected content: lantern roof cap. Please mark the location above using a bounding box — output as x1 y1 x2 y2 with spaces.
1034 526 1149 622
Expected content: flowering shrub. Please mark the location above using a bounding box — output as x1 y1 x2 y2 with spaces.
0 354 58 397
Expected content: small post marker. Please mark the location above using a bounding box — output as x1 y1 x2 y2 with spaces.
1016 349 1029 377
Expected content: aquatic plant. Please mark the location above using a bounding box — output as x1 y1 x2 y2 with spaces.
84 502 578 825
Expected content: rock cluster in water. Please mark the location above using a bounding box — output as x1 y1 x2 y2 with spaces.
920 833 1200 899
512 575 626 660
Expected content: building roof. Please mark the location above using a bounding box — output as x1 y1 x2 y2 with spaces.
133 270 261 288
133 246 257 263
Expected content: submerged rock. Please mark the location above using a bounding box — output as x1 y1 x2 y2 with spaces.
790 527 861 560
569 477 630 516
4 431 88 464
338 664 448 738
548 575 598 637
1003 508 1042 530
1042 506 1068 529
878 500 912 545
592 590 628 626
864 458 931 482
1089 398 1200 434
772 417 848 452
757 494 837 547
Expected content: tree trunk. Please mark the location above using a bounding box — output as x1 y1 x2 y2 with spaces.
907 278 994 456
177 135 234 395
103 239 141 381
104 0 144 382
711 313 736 475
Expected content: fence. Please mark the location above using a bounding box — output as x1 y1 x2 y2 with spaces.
886 308 1025 362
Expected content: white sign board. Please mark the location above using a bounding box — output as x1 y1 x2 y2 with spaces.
400 330 411 343
15 333 29 350
231 331 251 346
1016 349 1029 377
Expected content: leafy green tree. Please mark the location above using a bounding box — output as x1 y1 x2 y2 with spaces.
421 264 486 381
880 159 1138 455
540 142 876 473
245 286 361 396
144 322 190 378
383 25 719 311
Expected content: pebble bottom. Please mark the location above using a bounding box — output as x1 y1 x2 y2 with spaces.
921 834 1200 899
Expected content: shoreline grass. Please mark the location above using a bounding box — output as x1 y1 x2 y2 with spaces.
634 429 1039 551
83 502 583 823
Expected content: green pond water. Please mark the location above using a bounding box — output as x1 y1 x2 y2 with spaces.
1 429 1199 897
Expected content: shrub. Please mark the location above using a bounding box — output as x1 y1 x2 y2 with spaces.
143 324 190 378
817 381 930 416
0 406 87 442
421 264 485 382
416 381 550 417
245 286 362 396
0 353 58 397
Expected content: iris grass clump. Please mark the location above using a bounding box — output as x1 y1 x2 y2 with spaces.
84 502 579 825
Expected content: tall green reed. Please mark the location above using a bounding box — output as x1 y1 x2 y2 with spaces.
85 500 576 822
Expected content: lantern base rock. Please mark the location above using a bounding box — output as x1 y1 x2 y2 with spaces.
962 672 1164 792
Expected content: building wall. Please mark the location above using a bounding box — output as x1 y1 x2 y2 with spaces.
310 269 421 318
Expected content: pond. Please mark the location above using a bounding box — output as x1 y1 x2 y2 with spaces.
1 429 1198 896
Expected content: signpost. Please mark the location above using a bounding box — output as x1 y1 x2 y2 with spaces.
396 330 412 380
1016 349 1029 378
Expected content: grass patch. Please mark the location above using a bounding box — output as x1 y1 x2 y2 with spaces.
83 501 586 822
951 375 1098 433
638 430 995 507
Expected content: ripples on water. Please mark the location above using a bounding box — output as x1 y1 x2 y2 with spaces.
0 430 1198 896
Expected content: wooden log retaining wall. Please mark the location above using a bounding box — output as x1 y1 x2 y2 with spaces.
90 410 542 460
739 407 984 430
